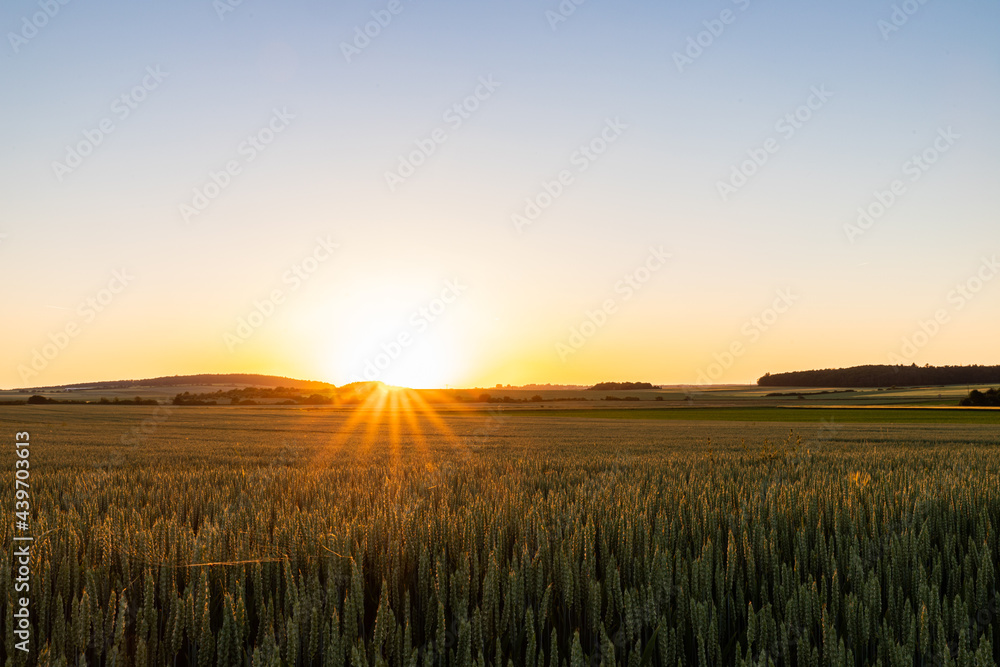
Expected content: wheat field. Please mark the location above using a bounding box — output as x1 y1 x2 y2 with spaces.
1 405 998 666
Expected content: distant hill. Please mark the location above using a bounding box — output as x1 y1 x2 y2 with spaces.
587 381 658 391
16 373 337 392
488 384 587 390
758 365 1000 388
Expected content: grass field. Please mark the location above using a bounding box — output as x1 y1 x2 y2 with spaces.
509 406 1000 425
2 401 999 666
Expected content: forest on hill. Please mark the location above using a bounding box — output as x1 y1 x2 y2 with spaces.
758 364 1000 388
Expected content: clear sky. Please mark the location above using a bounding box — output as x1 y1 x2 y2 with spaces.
2 0 998 389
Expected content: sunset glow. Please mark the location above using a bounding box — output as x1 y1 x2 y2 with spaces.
2 1 998 390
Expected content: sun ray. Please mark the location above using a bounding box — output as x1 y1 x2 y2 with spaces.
308 384 390 468
301 383 484 479
398 389 461 444
358 386 392 460
385 388 403 477
398 392 433 467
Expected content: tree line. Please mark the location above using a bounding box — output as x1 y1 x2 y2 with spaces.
758 364 1000 388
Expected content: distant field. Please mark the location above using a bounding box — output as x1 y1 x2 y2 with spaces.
509 405 1000 424
5 405 999 460
3 381 996 407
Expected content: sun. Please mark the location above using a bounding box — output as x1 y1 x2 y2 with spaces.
374 336 460 388
311 284 473 389
325 320 463 389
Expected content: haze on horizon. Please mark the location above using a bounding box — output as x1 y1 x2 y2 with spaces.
2 0 998 390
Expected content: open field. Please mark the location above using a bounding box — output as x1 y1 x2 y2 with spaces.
2 401 999 665
512 407 1000 425
4 383 999 408
7 0 998 663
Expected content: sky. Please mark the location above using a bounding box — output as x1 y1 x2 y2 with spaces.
1 0 998 389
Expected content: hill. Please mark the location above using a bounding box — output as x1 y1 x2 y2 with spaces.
758 364 1000 388
15 373 337 392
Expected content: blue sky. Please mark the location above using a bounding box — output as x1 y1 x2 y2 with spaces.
2 0 998 388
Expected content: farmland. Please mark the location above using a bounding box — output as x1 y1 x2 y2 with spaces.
2 398 999 665
515 407 1000 425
